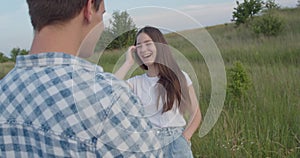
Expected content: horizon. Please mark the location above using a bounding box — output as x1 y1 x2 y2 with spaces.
0 0 297 57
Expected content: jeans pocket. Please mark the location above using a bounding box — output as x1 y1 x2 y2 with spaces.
167 135 193 158
181 135 192 148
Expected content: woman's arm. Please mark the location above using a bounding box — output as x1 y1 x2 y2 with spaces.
114 46 136 80
182 85 202 142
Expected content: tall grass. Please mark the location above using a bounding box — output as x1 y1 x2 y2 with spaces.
0 62 14 79
95 23 300 157
1 7 299 158
190 64 299 157
177 8 299 158
95 8 300 157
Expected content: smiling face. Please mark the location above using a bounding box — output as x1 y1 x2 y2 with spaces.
136 32 157 67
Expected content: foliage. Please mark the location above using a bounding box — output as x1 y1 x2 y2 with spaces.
0 52 10 63
96 29 114 51
232 0 264 26
298 0 300 7
0 48 29 63
232 0 283 36
97 11 137 51
251 13 284 36
264 0 280 10
226 61 251 102
10 48 29 62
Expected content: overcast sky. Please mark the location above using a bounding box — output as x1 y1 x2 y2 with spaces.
0 0 297 56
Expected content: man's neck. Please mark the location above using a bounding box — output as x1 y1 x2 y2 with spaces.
29 17 84 56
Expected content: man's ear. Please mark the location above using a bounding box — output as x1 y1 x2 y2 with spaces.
84 0 94 23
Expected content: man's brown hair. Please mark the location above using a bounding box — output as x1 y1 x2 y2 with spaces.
27 0 102 31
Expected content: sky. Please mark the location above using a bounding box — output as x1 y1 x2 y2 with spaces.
0 0 297 57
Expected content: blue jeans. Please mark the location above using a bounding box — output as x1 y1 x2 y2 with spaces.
160 127 194 158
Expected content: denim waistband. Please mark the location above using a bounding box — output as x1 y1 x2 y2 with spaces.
157 127 184 136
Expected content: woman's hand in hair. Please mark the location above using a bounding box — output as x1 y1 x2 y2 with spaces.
125 45 136 66
114 46 136 80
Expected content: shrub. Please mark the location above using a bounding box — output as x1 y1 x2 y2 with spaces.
251 13 284 36
10 48 29 62
0 52 10 63
227 61 251 102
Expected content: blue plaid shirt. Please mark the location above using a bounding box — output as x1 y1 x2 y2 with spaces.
0 53 181 157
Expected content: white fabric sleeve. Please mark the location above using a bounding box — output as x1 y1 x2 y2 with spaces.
126 76 137 90
182 71 192 86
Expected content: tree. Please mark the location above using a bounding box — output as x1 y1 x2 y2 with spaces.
96 29 114 51
264 0 279 10
232 0 264 26
0 52 10 63
297 0 300 7
10 48 29 62
97 11 137 50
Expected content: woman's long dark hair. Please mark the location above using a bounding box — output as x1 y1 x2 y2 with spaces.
134 26 191 113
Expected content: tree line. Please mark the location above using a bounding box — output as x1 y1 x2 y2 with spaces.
0 48 29 63
2 1 298 63
1 10 137 63
232 0 285 36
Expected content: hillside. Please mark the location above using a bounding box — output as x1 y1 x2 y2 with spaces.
2 8 299 79
164 7 300 66
96 7 300 157
162 8 300 157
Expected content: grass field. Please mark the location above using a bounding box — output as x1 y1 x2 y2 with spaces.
94 8 300 157
0 62 14 79
1 7 299 158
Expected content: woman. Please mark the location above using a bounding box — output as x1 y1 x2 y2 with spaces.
115 26 201 157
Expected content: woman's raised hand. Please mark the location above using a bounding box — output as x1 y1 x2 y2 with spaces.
114 46 136 80
125 46 136 66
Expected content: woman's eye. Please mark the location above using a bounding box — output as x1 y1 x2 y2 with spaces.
146 42 153 46
136 45 141 49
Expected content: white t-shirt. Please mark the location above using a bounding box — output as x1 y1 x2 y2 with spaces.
127 71 192 128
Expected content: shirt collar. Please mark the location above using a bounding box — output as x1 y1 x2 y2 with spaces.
15 52 103 72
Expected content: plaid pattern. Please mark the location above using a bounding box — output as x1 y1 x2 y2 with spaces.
0 52 181 157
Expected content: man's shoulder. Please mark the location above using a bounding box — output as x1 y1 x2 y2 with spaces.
94 71 132 91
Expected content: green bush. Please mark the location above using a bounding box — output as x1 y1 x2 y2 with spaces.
0 52 10 63
251 13 284 36
227 61 251 102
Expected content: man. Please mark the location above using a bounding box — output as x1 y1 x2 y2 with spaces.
0 0 182 157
